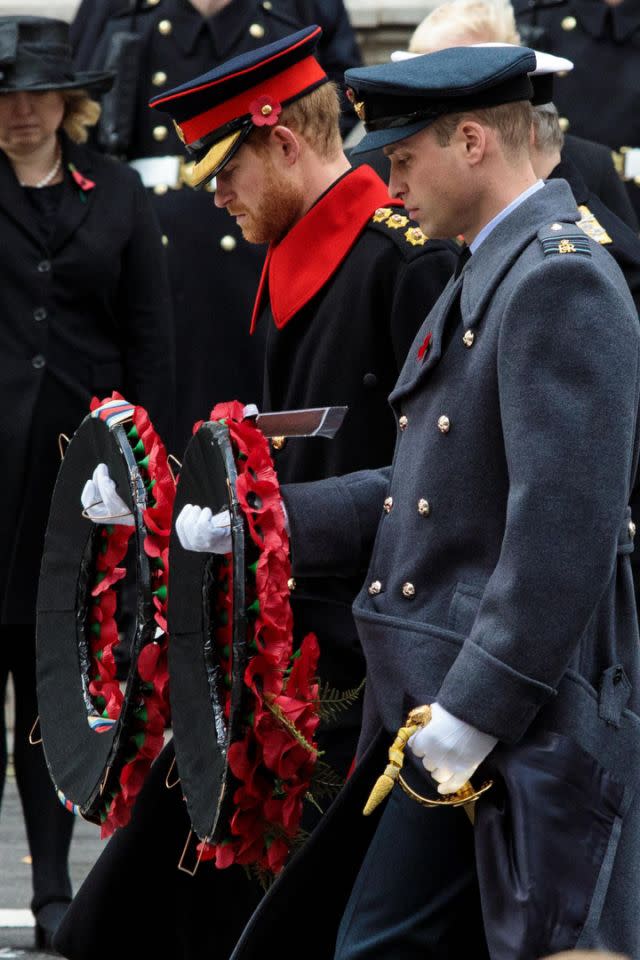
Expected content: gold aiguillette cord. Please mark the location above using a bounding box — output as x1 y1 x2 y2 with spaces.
363 705 492 824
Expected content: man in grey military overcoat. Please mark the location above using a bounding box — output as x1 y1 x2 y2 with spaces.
177 45 640 960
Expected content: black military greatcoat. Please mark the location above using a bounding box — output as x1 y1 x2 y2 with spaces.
515 0 640 220
71 0 363 452
52 163 458 960
0 135 173 626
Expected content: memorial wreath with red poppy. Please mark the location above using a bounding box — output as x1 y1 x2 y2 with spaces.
86 392 175 837
192 401 321 877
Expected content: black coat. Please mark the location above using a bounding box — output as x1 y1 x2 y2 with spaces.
52 166 457 960
514 0 640 221
0 135 173 624
71 0 363 452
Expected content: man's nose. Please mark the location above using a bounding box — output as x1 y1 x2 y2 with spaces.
214 180 230 208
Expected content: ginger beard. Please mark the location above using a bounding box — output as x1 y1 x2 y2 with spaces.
234 152 305 245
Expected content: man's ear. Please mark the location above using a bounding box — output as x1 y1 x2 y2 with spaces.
270 125 301 166
456 119 487 167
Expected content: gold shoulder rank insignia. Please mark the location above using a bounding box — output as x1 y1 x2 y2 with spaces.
558 238 577 254
372 207 393 223
405 226 428 246
576 204 612 245
386 213 409 230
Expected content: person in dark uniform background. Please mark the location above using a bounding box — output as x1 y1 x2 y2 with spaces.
0 16 173 951
54 27 457 960
70 0 363 454
514 0 640 223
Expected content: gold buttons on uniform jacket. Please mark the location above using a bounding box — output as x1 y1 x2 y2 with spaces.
383 497 393 513
263 0 273 7
417 498 430 516
462 330 475 347
152 71 167 86
399 415 408 430
561 15 577 29
402 582 415 598
158 19 172 35
368 580 382 596
271 436 286 450
161 234 169 247
154 183 168 195
437 415 450 434
220 235 237 252
153 125 168 142
558 117 570 133
630 521 637 539
287 577 296 591
249 22 265 38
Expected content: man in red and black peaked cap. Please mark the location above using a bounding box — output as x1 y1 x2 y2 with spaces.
53 25 458 960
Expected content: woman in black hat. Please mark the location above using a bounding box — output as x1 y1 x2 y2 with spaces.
0 16 174 951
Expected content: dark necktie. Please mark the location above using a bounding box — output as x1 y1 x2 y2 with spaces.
453 244 471 279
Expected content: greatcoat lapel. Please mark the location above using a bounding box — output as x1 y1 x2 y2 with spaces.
391 179 582 404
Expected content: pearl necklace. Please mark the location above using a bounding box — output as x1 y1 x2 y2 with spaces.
19 146 62 189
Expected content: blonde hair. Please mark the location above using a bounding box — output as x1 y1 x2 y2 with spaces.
431 100 533 158
409 0 521 52
250 81 342 161
62 89 101 143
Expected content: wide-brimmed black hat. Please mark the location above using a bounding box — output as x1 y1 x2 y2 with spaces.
0 16 113 94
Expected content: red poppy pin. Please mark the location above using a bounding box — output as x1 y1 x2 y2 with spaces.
250 94 282 127
68 163 95 195
417 332 433 362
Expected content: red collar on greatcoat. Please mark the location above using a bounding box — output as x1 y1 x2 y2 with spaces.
249 164 402 333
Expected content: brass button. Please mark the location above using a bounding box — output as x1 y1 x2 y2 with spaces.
220 234 237 252
383 496 393 513
399 415 408 431
402 582 415 598
249 22 265 38
550 223 562 231
635 176 640 186
263 0 273 7
368 580 382 596
154 183 169 195
161 234 169 247
271 436 286 451
561 15 577 29
437 415 450 434
557 70 568 78
558 117 570 133
629 521 637 539
147 0 161 5
158 19 172 35
417 498 430 517
153 125 168 142
462 329 475 347
152 70 167 86
287 577 296 591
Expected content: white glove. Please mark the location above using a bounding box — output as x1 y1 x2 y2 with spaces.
175 504 231 553
408 702 497 795
242 403 259 419
81 463 134 526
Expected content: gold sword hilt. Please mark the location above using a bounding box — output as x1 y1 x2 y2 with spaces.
363 705 492 822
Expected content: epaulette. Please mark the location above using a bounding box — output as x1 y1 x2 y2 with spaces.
538 220 592 257
576 205 613 245
369 206 430 249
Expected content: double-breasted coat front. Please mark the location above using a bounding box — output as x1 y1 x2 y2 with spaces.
232 179 640 959
0 135 174 625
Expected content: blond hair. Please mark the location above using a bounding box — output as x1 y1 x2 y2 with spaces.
62 89 101 144
250 81 342 161
409 0 521 52
431 100 533 158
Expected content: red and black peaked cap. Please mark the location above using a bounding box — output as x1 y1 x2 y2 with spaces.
149 25 327 188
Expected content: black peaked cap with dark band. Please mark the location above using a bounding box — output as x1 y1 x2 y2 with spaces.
149 25 328 189
0 16 113 94
345 45 537 155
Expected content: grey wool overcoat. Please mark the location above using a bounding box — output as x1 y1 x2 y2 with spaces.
232 179 640 960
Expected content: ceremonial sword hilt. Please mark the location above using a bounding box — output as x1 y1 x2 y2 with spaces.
363 705 493 823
